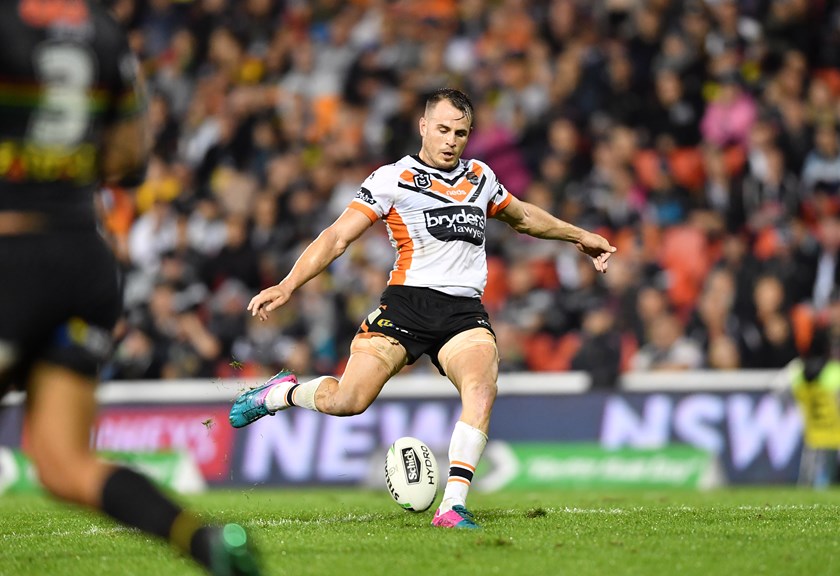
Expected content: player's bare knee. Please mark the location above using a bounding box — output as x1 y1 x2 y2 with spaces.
36 465 74 500
350 333 407 377
438 328 498 377
30 446 92 501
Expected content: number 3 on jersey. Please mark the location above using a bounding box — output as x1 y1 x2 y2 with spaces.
29 43 95 147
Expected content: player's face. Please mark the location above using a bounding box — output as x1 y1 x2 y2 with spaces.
418 100 472 170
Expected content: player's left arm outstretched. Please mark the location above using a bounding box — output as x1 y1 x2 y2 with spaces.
494 195 616 272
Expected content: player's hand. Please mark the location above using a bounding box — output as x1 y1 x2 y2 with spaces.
247 282 293 321
575 231 617 273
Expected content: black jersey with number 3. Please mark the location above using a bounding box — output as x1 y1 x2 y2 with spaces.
0 0 142 389
0 0 143 229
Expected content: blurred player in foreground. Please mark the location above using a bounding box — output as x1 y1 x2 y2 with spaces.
232 88 615 528
0 1 258 573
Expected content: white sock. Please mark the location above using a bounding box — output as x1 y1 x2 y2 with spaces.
441 420 488 510
266 375 330 412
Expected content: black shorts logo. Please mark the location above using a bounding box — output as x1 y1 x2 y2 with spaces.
423 206 485 246
413 174 431 189
401 447 420 484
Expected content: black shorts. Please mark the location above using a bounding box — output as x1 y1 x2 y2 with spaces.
357 285 495 375
0 231 121 394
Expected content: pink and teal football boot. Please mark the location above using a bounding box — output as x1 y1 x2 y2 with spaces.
432 505 480 529
229 370 297 428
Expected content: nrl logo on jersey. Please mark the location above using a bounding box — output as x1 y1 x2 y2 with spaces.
466 171 479 185
413 173 432 189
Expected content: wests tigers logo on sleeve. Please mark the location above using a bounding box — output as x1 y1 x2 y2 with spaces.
423 206 485 246
355 186 376 206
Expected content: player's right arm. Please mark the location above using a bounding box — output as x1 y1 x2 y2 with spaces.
248 208 374 320
100 115 150 185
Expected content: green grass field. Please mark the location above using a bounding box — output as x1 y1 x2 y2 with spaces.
1 487 839 576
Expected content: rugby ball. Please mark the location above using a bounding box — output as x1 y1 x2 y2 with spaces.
384 436 439 512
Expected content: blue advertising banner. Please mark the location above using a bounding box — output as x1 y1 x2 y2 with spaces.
225 391 802 486
0 388 804 486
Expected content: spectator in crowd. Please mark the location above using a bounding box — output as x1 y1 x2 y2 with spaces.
700 71 758 150
800 214 840 311
686 268 743 355
742 145 800 233
571 301 622 388
642 67 702 149
630 311 704 371
701 144 744 232
600 48 644 128
707 335 742 370
801 123 840 198
202 214 262 290
741 274 799 368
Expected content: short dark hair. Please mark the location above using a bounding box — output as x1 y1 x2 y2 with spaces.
425 88 475 128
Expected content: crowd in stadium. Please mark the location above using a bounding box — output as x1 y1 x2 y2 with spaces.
99 0 840 386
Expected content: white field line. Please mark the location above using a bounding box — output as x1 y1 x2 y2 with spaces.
0 525 134 539
2 503 836 538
